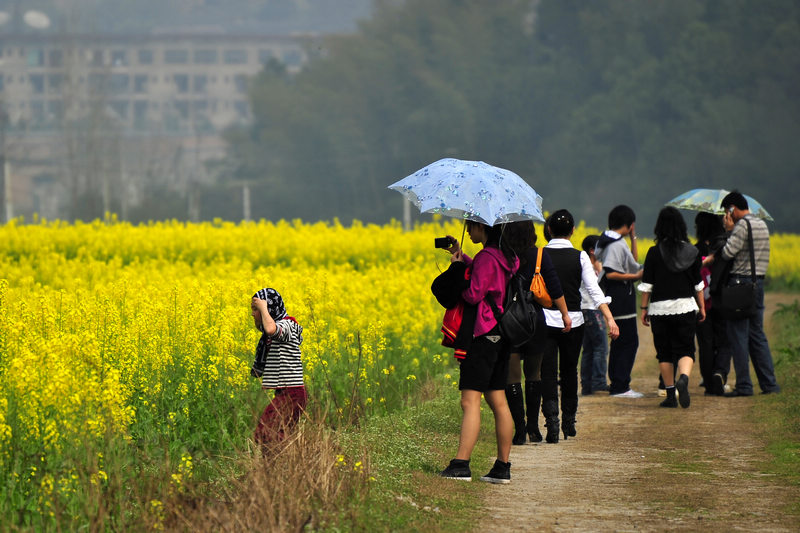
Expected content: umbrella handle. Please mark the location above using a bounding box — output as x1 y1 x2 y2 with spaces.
460 220 467 249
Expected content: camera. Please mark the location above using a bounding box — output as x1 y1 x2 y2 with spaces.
434 237 454 249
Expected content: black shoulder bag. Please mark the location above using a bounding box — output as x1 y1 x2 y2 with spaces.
716 219 758 320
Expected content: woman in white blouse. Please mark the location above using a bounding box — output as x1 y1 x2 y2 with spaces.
638 207 706 408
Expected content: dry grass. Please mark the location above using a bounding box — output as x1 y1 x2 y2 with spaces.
168 411 369 533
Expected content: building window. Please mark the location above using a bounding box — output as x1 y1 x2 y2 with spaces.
258 49 275 64
30 100 45 122
194 49 217 64
88 73 106 93
110 74 129 94
49 49 63 67
27 49 45 67
133 100 148 125
47 100 63 120
134 74 148 93
283 49 303 67
165 49 189 64
111 50 128 66
29 74 45 93
234 74 247 94
234 100 249 117
109 100 128 119
138 49 153 64
47 74 63 92
174 100 189 119
91 49 104 67
174 74 189 93
192 75 207 93
224 49 247 64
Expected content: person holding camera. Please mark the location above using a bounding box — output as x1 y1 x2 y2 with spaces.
437 221 520 484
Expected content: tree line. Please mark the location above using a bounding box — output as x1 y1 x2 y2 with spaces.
216 0 800 233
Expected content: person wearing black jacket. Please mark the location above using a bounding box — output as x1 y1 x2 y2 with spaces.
541 210 619 442
694 212 730 395
503 221 571 445
639 207 706 408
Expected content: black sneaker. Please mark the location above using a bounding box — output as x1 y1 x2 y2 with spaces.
479 459 511 484
659 397 678 408
440 459 471 481
676 374 690 408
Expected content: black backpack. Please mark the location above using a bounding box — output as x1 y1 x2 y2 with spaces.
488 272 537 348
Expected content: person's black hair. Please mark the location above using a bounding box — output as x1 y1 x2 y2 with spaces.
548 209 574 238
654 206 688 254
581 234 600 254
608 205 636 230
467 220 517 264
543 214 552 241
694 212 725 243
503 220 537 266
720 190 749 211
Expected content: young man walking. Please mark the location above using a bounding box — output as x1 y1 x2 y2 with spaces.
596 205 644 398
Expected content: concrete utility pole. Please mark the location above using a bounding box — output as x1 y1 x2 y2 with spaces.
242 182 251 222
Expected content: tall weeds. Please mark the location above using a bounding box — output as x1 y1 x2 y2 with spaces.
168 410 369 532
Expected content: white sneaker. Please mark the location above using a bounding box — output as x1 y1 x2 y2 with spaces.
611 389 644 398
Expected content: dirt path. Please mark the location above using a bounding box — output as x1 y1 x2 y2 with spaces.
483 293 800 532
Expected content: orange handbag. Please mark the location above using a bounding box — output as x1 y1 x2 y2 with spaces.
530 247 553 308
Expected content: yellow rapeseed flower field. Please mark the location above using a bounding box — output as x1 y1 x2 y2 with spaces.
0 216 797 526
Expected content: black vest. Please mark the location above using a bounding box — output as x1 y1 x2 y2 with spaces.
546 247 582 312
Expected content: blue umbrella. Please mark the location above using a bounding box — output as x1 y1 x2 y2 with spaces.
388 158 544 226
665 188 774 221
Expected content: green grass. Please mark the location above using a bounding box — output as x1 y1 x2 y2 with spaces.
330 376 498 532
750 298 800 516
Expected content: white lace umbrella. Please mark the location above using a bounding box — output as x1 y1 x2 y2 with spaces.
388 158 544 226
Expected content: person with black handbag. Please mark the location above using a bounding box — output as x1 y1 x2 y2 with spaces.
709 191 780 397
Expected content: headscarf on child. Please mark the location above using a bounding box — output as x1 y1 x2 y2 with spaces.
251 288 300 377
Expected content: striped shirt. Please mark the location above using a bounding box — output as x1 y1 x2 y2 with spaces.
261 319 305 389
721 214 770 276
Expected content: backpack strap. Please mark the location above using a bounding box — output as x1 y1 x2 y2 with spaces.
744 218 756 283
535 247 544 275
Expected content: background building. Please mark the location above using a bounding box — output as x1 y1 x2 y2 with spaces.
0 10 313 221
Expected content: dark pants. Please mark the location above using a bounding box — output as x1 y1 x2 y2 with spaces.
579 309 608 391
541 324 585 413
696 307 730 385
608 317 639 395
725 278 780 395
254 386 308 446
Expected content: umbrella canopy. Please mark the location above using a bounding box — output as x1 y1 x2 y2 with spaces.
388 158 544 226
665 188 773 221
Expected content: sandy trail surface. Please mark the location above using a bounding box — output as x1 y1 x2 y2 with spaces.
482 293 800 532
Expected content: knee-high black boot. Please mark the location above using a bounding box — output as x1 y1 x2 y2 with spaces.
561 397 578 439
524 380 543 442
542 398 560 444
505 383 527 445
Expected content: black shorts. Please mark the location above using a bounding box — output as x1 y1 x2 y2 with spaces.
650 312 697 364
459 332 509 392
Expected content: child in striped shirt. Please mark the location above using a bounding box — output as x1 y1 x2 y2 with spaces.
250 288 307 447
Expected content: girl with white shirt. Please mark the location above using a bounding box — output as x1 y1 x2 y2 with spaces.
638 207 706 408
540 210 619 443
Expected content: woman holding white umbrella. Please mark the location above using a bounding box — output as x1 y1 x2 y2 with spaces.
438 220 520 483
389 158 545 483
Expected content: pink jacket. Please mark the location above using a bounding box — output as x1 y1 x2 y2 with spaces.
461 246 519 337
